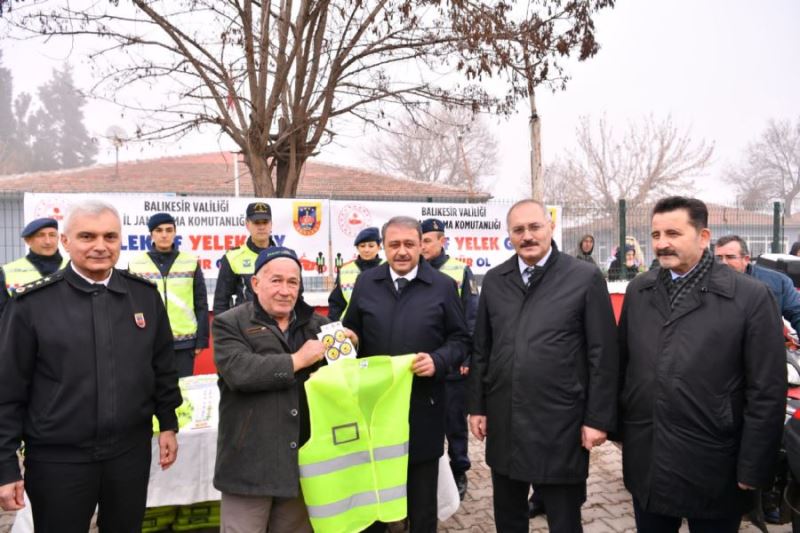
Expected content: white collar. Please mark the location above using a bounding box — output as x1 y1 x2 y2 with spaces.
71 263 112 286
390 264 419 283
517 246 553 275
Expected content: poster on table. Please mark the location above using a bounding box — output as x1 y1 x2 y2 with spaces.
330 200 562 276
23 193 331 279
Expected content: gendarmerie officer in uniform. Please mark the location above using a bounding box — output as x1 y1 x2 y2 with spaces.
128 212 209 377
327 226 382 321
213 201 277 315
419 218 478 500
0 217 68 317
0 200 182 532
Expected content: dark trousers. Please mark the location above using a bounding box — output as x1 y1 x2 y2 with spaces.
632 498 742 533
491 470 585 533
444 379 470 475
25 439 152 533
362 458 439 533
175 347 195 378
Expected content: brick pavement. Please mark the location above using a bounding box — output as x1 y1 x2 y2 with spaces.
0 437 788 532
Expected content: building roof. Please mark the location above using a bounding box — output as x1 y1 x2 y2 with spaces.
0 152 491 201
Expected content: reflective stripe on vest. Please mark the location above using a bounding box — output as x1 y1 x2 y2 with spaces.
4 256 68 295
299 354 415 533
337 261 361 319
128 252 199 340
439 257 467 297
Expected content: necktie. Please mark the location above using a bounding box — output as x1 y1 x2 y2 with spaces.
396 278 409 294
523 266 536 288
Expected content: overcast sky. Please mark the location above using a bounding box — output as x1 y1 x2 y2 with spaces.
3 0 799 203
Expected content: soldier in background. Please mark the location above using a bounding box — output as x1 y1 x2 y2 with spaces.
0 217 67 317
213 202 276 315
128 212 209 377
420 218 478 500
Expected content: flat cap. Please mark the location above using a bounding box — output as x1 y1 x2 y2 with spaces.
147 212 176 232
255 246 301 275
354 227 381 246
421 218 446 234
21 218 58 238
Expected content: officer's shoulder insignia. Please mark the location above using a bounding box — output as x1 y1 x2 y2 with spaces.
14 272 64 297
120 269 158 287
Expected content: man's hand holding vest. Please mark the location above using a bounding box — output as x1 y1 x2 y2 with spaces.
411 352 435 377
292 339 326 371
0 479 25 511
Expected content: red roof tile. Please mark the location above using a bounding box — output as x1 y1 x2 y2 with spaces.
0 152 490 201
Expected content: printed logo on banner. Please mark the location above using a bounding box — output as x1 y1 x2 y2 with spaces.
33 201 68 221
337 204 372 237
292 202 322 236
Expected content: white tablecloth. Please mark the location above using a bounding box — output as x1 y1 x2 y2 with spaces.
12 375 220 532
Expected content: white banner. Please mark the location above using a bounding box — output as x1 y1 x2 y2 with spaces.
24 194 562 280
24 194 331 279
330 200 562 276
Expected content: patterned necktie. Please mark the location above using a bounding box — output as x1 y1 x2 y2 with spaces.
396 277 409 294
524 266 536 288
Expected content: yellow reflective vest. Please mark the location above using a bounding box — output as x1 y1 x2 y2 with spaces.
438 257 467 297
3 256 68 295
128 252 199 340
299 355 415 533
226 246 258 276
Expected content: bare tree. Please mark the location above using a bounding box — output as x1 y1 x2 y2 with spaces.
545 114 713 214
363 106 497 190
726 118 800 215
7 0 613 197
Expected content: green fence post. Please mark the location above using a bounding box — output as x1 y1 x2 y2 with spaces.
772 201 782 253
618 199 627 278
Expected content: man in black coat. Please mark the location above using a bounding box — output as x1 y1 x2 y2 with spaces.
617 196 786 532
343 215 470 533
469 199 619 533
0 200 182 532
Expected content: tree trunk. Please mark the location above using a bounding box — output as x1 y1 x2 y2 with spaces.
529 89 543 201
247 153 276 197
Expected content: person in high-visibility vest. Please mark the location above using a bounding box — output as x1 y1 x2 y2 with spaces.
0 217 67 317
343 216 470 533
128 213 209 378
212 202 276 315
420 218 478 501
327 226 382 321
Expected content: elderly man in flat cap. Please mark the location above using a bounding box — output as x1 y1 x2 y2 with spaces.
213 246 356 530
213 201 277 316
0 217 67 317
128 212 209 377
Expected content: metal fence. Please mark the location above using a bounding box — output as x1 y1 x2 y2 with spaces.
0 192 790 292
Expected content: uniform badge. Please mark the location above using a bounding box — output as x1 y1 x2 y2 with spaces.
134 312 146 328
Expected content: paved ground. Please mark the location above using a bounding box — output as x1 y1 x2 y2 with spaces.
0 437 790 532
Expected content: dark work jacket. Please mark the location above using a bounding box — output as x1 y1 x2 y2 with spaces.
0 251 65 318
618 262 786 518
428 251 478 381
327 255 382 321
213 236 276 315
0 266 181 485
343 260 470 464
146 248 210 350
213 299 328 497
469 245 619 483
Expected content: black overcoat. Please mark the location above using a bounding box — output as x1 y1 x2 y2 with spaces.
343 260 470 464
618 262 786 518
469 246 619 483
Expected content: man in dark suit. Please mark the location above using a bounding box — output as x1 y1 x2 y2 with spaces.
469 199 619 533
343 215 470 533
